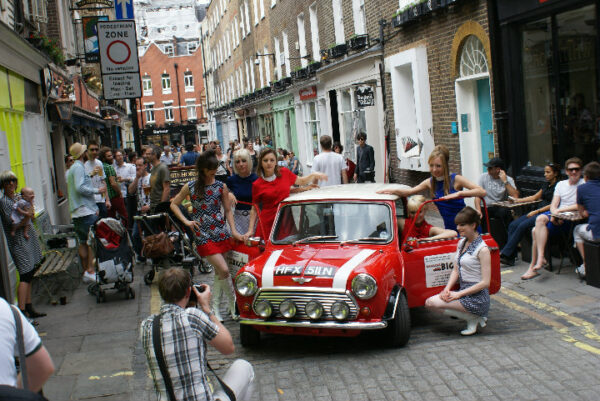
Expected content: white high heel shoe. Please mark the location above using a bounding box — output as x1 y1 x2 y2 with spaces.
211 276 224 322
444 309 486 336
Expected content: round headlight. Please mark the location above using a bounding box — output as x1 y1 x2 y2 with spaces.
331 301 350 321
351 273 377 300
279 299 297 319
305 300 324 320
235 272 258 297
254 300 272 318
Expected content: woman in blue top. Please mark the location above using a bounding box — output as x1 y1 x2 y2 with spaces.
378 145 486 230
227 148 259 239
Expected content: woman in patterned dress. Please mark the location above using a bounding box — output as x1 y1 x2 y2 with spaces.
170 150 245 321
424 206 491 335
0 171 45 322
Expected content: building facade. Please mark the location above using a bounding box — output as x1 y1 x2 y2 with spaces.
135 0 208 146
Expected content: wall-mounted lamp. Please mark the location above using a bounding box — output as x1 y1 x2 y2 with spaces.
255 52 276 64
287 54 312 60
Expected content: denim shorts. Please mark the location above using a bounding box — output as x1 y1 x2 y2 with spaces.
73 214 98 242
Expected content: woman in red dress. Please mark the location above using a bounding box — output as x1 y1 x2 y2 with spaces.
170 150 245 321
250 148 327 239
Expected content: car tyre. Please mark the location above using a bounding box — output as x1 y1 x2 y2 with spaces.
385 291 410 347
240 324 260 347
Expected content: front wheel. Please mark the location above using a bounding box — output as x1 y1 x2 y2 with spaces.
384 291 411 347
240 324 260 347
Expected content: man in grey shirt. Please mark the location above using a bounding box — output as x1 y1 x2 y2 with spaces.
475 157 519 230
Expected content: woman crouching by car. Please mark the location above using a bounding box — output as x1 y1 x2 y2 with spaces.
424 206 491 336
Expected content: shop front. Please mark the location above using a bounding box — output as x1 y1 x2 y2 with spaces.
293 85 328 172
272 94 298 155
142 124 199 147
320 51 386 182
256 101 274 145
495 0 599 170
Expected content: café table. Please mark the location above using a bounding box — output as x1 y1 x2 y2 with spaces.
547 211 587 273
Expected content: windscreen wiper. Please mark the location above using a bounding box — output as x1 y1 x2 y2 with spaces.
340 237 389 245
293 235 338 245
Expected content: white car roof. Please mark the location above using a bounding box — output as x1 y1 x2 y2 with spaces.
283 183 412 202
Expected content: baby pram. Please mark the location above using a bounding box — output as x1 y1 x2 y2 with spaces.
87 217 135 303
134 206 211 286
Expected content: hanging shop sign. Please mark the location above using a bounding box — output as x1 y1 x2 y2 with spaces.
299 86 317 101
75 0 113 7
82 16 109 63
356 85 375 107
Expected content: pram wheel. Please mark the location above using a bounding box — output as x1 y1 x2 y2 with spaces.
87 283 99 296
198 260 213 274
144 270 155 285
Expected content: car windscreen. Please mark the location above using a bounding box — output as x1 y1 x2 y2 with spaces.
271 202 393 244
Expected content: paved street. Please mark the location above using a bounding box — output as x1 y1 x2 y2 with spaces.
35 259 600 401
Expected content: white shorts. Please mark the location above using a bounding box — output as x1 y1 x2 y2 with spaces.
573 223 600 245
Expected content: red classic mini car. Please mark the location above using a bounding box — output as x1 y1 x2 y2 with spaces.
233 184 501 347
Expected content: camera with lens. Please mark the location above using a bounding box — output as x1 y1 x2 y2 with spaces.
189 283 206 303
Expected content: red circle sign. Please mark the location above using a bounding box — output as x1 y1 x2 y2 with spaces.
106 40 131 65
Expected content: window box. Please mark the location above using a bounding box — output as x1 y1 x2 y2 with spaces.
307 61 321 74
293 67 309 81
261 86 272 96
348 34 369 51
328 43 347 59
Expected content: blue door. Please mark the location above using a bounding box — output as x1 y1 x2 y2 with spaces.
477 78 494 168
216 121 223 145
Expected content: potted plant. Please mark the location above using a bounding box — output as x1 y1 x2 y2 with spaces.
294 66 309 80
320 49 330 63
27 32 65 66
328 43 347 59
308 61 321 74
262 86 272 95
348 34 369 50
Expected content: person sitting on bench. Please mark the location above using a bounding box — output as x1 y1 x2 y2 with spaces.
573 161 600 278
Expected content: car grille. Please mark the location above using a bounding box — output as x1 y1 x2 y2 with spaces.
253 289 358 320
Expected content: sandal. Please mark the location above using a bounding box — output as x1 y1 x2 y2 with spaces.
521 271 540 280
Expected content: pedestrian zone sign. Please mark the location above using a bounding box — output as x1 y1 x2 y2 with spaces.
98 20 139 74
97 20 141 100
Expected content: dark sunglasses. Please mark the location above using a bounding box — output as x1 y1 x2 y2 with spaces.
89 148 99 152
567 167 581 172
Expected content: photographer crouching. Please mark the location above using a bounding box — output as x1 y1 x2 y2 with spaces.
141 268 252 401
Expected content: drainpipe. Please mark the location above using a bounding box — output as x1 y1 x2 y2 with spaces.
378 19 389 182
174 63 183 123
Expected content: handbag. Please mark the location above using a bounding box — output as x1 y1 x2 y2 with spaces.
152 314 237 401
142 232 174 258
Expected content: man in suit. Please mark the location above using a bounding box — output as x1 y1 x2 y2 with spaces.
354 131 375 183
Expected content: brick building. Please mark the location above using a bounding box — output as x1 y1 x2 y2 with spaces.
135 0 208 146
201 0 503 184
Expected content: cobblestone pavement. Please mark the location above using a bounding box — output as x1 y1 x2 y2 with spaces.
37 259 600 401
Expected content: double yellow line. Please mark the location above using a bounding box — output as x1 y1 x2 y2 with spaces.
494 283 600 355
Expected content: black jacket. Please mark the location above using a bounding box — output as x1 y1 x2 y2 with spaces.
355 144 375 176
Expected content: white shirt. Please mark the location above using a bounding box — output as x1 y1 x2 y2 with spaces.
554 178 584 208
0 298 42 387
312 151 345 187
160 152 175 165
84 159 105 203
115 162 136 198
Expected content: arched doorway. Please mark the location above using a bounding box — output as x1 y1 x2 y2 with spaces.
455 35 494 183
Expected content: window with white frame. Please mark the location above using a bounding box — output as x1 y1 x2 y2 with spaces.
259 0 265 19
240 7 246 37
304 101 321 157
245 60 250 93
144 103 155 123
271 0 276 8
161 74 171 94
250 57 256 91
258 57 264 88
187 41 198 54
340 88 366 162
226 30 231 57
234 17 240 46
352 0 366 35
142 75 152 96
184 72 194 92
244 0 251 35
309 3 320 62
164 101 174 121
282 31 291 77
264 46 272 85
163 44 174 56
253 0 259 26
332 0 344 44
297 13 308 67
186 99 197 120
274 37 282 80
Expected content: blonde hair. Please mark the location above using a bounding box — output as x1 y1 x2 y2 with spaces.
407 195 427 214
428 145 451 198
232 148 253 174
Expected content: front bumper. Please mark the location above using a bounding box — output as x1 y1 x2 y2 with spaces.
239 318 387 330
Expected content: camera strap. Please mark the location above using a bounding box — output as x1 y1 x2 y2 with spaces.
152 314 177 401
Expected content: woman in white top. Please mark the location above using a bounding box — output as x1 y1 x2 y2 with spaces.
521 157 584 279
425 206 491 336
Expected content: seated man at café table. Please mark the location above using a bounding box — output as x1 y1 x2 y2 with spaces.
474 157 519 230
399 195 458 243
573 161 600 278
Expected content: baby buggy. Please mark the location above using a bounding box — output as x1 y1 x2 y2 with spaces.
134 208 211 286
87 217 135 303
